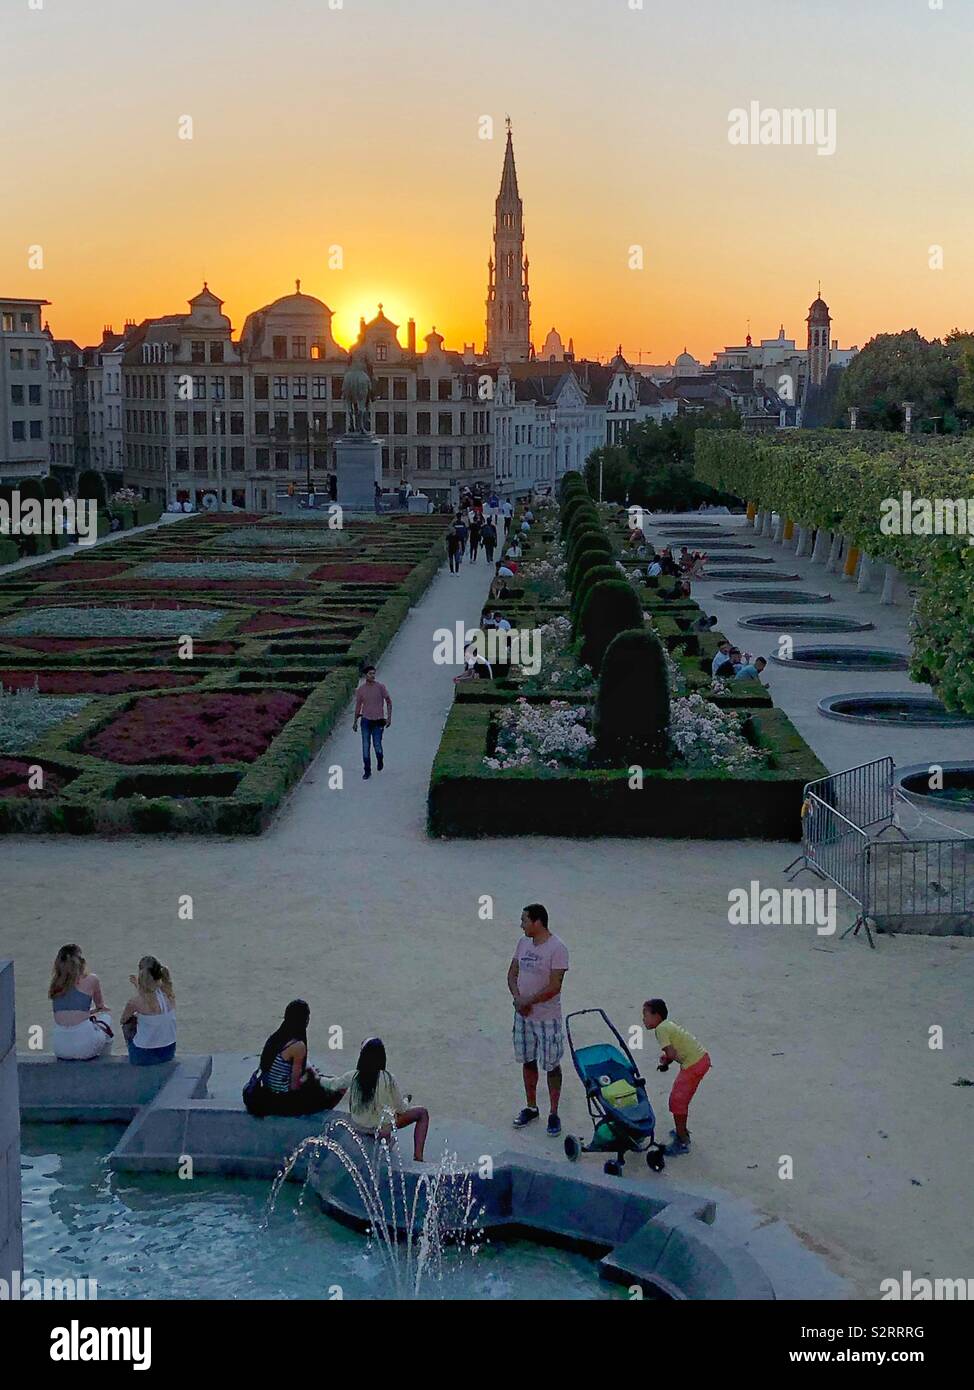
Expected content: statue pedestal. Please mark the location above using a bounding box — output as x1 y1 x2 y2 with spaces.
335 434 382 510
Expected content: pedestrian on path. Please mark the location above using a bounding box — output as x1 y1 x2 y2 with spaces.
353 665 392 780
468 514 483 562
482 518 497 564
447 523 462 575
508 904 569 1137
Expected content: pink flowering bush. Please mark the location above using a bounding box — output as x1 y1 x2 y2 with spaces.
484 698 595 771
519 615 593 694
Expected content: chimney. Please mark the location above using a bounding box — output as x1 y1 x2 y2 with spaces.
407 318 416 353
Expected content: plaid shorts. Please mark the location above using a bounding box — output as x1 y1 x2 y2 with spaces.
512 1013 564 1071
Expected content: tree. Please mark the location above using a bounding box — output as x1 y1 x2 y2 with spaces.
835 329 973 432
585 415 742 507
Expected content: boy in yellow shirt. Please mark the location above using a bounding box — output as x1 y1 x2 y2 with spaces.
642 998 711 1156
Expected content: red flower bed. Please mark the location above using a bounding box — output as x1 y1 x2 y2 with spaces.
0 759 70 799
34 561 131 581
238 612 319 635
0 669 201 694
308 563 412 582
82 690 304 765
1 637 237 654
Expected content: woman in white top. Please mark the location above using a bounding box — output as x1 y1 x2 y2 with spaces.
49 944 113 1060
331 1037 429 1161
120 956 177 1066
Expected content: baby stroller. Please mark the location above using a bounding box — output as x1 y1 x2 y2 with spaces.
563 1008 666 1175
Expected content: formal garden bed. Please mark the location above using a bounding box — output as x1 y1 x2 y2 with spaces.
428 476 825 838
0 512 448 833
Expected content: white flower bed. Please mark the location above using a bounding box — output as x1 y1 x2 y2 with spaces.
0 685 89 753
0 607 226 638
133 561 299 580
485 698 595 771
521 614 593 692
213 528 351 549
668 692 764 772
519 557 567 602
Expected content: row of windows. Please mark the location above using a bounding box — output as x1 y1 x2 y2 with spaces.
9 419 44 441
1 312 36 333
10 384 43 406
124 443 491 477
8 348 42 371
122 371 468 406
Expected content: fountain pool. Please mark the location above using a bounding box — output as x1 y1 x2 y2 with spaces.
20 1124 624 1301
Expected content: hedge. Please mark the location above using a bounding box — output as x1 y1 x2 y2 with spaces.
428 702 826 839
695 429 974 713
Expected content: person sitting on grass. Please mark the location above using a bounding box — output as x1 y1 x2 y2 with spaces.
330 1037 430 1162
735 655 767 681
642 998 711 1156
120 955 177 1066
506 538 523 559
711 640 732 677
254 1000 346 1117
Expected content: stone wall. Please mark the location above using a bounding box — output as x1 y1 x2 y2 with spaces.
0 960 23 1284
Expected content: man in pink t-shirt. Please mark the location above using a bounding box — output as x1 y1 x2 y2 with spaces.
352 665 392 780
507 903 569 1137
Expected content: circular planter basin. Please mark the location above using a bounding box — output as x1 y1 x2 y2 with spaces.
701 571 800 582
658 530 736 541
657 540 752 550
715 589 832 604
818 693 974 727
770 645 910 672
739 614 875 632
896 761 974 811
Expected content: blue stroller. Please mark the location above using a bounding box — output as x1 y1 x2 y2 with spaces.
563 1008 666 1175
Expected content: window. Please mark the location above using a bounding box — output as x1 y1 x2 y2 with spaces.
230 412 244 435
394 446 408 472
312 376 327 400
272 412 288 437
193 375 206 400
438 379 452 401
273 377 288 400
416 412 430 436
230 447 245 471
313 411 327 436
230 375 244 400
193 411 207 435
393 378 407 401
438 413 453 435
9 349 23 370
293 414 309 440
310 341 323 361
274 451 289 470
376 343 388 362
313 449 329 470
292 376 308 400
10 385 23 405
295 450 309 472
212 410 226 435
437 446 453 470
292 337 307 359
331 410 345 432
254 412 269 434
331 376 344 400
375 412 389 434
175 411 189 435
373 377 389 400
11 421 25 441
175 448 189 470
29 420 43 439
254 375 269 400
209 342 224 364
256 448 269 469
210 377 225 400
20 313 33 332
191 341 206 363
194 447 208 471
416 378 431 401
393 412 407 435
272 336 287 360
1 313 13 332
417 446 431 469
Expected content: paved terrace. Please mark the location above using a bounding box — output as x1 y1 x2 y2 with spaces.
3 524 973 1298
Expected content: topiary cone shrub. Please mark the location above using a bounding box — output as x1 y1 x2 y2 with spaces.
561 496 598 532
567 537 613 585
594 627 671 768
578 578 645 674
42 475 64 501
559 471 587 502
571 563 621 634
563 506 601 542
18 478 44 505
566 522 607 564
77 469 107 509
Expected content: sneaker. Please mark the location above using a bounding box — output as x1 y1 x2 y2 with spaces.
546 1114 562 1137
377 753 384 771
513 1106 539 1128
665 1137 691 1156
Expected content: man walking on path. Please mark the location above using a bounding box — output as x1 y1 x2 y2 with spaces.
353 665 392 780
481 517 497 564
501 498 513 536
468 513 482 562
446 522 462 575
508 904 569 1137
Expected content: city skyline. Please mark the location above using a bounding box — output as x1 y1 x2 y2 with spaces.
3 0 973 356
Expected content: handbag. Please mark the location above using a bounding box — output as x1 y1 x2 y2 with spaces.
242 1067 266 1116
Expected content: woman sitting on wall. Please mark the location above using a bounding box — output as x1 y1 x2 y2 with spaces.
330 1037 430 1162
250 1000 346 1117
120 955 178 1066
48 944 113 1060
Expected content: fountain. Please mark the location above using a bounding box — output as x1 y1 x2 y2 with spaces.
715 589 833 604
266 1114 482 1299
738 614 875 633
770 646 909 672
817 693 974 727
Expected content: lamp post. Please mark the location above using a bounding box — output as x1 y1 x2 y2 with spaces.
849 406 859 432
902 402 914 435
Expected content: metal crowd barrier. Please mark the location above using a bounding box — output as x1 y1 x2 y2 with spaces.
785 757 974 947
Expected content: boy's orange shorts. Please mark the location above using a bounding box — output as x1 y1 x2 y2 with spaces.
668 1052 711 1115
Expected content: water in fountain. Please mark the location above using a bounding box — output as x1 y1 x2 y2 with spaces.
264 1113 484 1299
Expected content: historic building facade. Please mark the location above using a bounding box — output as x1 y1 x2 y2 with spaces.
485 124 532 363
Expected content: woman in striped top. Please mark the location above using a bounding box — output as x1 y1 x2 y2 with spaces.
257 1000 345 1117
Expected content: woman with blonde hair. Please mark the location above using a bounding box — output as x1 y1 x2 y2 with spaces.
120 956 177 1066
48 945 113 1060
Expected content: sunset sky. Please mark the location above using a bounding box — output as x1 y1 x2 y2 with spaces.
2 0 972 361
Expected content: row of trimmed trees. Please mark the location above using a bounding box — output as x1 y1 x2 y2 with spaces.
558 472 671 767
